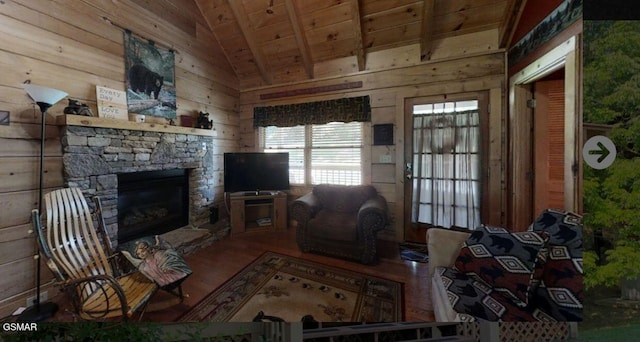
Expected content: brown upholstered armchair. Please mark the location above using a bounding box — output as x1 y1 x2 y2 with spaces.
291 184 387 264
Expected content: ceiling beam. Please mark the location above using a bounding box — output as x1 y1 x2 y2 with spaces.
284 0 314 79
351 0 366 71
193 0 238 79
500 0 528 48
420 0 436 61
227 0 273 85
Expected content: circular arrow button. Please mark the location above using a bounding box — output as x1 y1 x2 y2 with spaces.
583 135 616 169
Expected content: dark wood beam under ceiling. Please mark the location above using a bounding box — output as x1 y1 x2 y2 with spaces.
227 0 273 85
285 0 314 79
351 0 366 71
420 0 435 61
500 0 528 48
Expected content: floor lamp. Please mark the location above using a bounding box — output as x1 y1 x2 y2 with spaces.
17 84 67 322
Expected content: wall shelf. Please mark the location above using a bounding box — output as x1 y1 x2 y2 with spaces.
56 114 217 137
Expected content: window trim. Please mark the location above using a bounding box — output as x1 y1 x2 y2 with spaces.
404 92 490 231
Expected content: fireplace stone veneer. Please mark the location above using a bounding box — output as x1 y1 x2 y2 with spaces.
60 125 216 245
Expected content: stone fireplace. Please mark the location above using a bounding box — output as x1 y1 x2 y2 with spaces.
60 124 216 245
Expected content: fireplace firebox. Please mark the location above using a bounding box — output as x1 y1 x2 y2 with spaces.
117 169 189 243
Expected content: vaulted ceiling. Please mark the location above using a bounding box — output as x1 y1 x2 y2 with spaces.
134 0 526 89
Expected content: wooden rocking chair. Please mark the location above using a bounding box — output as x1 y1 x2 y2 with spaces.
32 187 184 321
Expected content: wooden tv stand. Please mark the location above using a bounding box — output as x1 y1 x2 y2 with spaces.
229 191 287 234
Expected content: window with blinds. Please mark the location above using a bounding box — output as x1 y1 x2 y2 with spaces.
264 122 363 185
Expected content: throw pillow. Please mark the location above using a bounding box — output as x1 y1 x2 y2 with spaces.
117 235 192 288
528 209 582 250
529 209 583 321
454 225 549 307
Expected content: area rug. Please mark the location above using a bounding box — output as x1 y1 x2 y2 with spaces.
178 252 403 322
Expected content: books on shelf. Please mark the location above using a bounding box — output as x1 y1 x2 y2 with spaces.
256 217 272 226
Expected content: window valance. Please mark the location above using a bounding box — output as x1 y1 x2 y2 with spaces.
253 95 371 128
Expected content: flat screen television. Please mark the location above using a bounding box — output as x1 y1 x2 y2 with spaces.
224 152 290 194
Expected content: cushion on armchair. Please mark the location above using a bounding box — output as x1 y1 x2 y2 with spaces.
117 235 192 288
454 225 549 307
312 184 377 213
308 210 358 241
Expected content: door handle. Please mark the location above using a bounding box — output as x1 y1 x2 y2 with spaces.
406 163 412 179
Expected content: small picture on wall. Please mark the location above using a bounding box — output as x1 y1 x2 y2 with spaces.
0 111 9 126
124 31 177 119
373 124 394 145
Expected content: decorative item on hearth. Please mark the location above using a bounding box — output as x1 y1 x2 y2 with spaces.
20 82 68 322
63 98 94 116
197 111 213 129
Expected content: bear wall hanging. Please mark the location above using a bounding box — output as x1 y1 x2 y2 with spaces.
124 31 177 120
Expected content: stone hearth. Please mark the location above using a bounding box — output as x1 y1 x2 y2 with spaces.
60 125 219 245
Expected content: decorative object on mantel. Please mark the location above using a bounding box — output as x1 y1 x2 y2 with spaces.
179 115 193 128
63 99 94 116
124 31 176 120
197 111 213 129
128 114 146 123
168 118 176 126
19 82 68 322
96 86 128 120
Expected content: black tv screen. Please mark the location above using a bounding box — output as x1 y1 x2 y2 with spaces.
224 152 290 193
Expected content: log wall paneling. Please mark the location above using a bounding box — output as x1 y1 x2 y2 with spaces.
239 52 507 242
0 0 538 319
0 0 240 317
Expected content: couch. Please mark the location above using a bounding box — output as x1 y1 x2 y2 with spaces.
291 184 387 264
428 209 583 322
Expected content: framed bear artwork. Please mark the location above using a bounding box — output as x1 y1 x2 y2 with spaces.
124 31 177 120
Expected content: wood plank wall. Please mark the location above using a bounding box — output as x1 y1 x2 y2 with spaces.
239 50 507 242
0 0 240 317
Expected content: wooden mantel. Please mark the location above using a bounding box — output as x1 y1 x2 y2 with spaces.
56 114 218 137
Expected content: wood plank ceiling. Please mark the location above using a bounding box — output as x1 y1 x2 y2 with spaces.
141 0 525 88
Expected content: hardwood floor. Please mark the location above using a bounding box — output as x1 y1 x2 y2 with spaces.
53 228 434 322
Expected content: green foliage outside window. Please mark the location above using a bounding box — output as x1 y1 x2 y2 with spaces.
583 21 640 289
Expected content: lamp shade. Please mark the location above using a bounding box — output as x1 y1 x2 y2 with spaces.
23 84 68 107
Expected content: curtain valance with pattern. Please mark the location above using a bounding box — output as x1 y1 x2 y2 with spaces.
253 95 371 128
